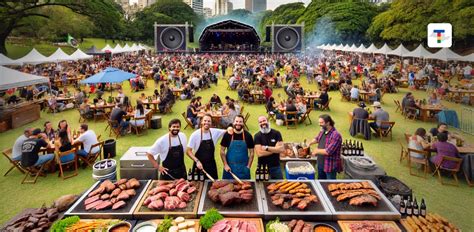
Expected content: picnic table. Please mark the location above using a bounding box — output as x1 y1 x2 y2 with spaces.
303 92 321 109
141 98 161 113
197 110 223 127
418 104 444 122
171 87 184 98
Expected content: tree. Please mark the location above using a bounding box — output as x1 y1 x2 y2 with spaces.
0 0 124 55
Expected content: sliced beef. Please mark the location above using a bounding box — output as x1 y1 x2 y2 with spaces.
85 200 103 211
187 186 196 194
100 194 110 200
117 191 130 201
88 186 105 197
208 189 220 202
219 191 240 206
177 191 190 202
112 200 126 210
125 189 136 196
178 201 187 209
95 200 112 210
111 188 122 198
148 199 164 210
116 178 128 185
84 195 100 205
169 188 178 196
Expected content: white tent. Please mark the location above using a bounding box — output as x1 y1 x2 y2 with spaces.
0 53 16 66
102 44 114 52
363 44 378 53
70 49 93 60
47 48 71 62
112 44 123 53
349 44 358 52
336 43 344 50
424 47 463 61
342 44 351 51
138 44 149 50
387 44 410 57
374 43 393 55
462 53 474 62
14 48 49 65
404 44 432 58
130 44 141 51
0 66 49 90
122 44 132 52
355 44 367 53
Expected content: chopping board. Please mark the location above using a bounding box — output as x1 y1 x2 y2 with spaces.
338 220 401 232
199 218 264 232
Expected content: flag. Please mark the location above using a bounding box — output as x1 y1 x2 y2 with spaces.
67 34 78 48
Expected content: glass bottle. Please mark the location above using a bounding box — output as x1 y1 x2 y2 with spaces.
420 198 427 217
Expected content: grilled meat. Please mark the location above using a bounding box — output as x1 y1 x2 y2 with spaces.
349 194 378 206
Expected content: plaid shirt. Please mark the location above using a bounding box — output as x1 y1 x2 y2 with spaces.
316 127 343 173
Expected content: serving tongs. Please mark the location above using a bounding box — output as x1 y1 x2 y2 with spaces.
201 168 215 183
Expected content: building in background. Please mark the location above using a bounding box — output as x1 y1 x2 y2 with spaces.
215 0 229 15
245 0 266 13
203 7 213 18
183 0 204 15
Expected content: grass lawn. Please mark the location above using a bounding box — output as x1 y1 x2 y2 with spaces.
5 38 138 59
0 71 473 230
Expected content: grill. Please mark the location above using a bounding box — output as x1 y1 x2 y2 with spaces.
133 180 203 219
260 180 332 220
315 180 400 220
197 180 263 217
65 180 151 219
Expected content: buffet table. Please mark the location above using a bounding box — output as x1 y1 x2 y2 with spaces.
0 101 41 131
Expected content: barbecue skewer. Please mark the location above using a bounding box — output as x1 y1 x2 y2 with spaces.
229 171 244 185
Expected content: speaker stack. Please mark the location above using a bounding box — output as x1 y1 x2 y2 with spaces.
266 23 304 53
154 22 193 53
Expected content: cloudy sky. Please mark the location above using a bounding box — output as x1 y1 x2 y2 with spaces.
203 0 311 10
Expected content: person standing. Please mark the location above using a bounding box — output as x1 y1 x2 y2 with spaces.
254 116 285 179
220 115 255 179
307 114 342 179
147 119 188 180
187 114 229 179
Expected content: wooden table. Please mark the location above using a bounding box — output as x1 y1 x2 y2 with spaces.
358 90 371 102
303 93 320 109
448 88 474 104
414 78 428 89
197 111 223 128
127 109 153 128
142 99 161 113
55 96 75 104
171 88 184 98
418 104 444 122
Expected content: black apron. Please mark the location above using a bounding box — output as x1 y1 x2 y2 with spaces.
192 129 218 179
317 132 327 174
160 135 187 180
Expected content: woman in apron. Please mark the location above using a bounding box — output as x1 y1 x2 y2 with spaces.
161 135 187 180
222 133 251 180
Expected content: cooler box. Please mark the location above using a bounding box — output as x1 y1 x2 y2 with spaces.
343 156 386 181
285 161 315 180
120 147 158 180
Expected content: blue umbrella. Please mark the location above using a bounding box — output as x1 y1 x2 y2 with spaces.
80 67 136 84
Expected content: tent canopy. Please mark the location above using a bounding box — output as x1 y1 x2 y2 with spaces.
0 66 49 90
14 48 48 65
80 67 136 84
363 44 378 53
85 46 105 55
425 47 463 61
374 43 393 55
404 44 432 58
0 53 16 65
102 44 114 52
387 44 410 56
47 48 71 62
70 49 93 60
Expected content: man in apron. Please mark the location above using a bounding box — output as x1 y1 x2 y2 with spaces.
307 114 342 179
187 114 228 179
220 115 255 180
147 119 188 180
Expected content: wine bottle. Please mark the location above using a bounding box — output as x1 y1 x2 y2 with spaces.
399 196 406 216
256 164 261 181
420 198 426 217
187 168 193 181
355 141 360 156
413 197 419 216
348 140 352 156
406 196 413 216
264 164 269 181
360 143 364 156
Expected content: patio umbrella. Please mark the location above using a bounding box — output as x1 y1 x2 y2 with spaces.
80 67 136 84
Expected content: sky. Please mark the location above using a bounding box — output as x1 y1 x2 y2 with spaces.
129 0 311 11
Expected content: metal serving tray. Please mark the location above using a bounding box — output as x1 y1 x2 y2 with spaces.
65 180 151 219
259 180 332 220
315 179 401 220
197 180 263 217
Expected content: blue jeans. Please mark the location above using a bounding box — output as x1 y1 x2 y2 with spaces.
120 121 130 133
268 166 283 180
317 166 337 180
34 153 54 166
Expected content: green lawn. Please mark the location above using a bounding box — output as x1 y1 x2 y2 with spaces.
0 73 473 230
5 38 138 59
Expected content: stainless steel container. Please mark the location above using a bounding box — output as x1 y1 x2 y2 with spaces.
120 147 158 180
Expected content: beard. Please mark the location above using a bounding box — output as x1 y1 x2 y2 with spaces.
233 124 243 132
259 122 271 134
171 129 180 135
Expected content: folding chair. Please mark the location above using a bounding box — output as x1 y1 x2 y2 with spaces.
182 112 194 130
393 99 402 113
407 148 430 178
107 119 121 138
398 140 408 164
378 121 395 141
265 105 276 122
77 108 87 123
131 116 148 136
299 108 312 125
320 97 332 111
285 111 298 129
78 141 104 168
239 105 245 115
22 164 47 184
404 106 418 120
56 148 78 180
432 156 464 186
243 112 250 131
2 148 26 176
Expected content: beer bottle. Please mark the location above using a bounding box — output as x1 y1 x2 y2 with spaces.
355 141 360 156
256 164 261 181
348 140 353 156
399 196 406 216
413 197 419 216
420 198 426 217
360 143 364 156
406 196 413 216
264 164 269 181
187 168 193 181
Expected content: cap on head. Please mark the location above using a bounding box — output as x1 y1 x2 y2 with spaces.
372 101 381 108
32 128 42 136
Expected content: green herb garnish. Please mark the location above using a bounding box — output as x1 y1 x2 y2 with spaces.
157 215 173 232
50 216 80 232
199 208 224 229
